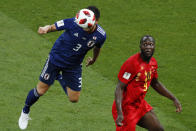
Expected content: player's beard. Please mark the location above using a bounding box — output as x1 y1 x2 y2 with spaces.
141 50 154 62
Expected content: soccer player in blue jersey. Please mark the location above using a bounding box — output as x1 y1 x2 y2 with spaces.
18 6 106 130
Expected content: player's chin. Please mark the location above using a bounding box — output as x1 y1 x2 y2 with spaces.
83 28 91 31
144 51 154 58
146 54 153 58
84 25 95 31
143 53 152 59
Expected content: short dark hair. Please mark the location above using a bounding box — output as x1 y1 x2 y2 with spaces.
86 6 100 21
140 35 155 45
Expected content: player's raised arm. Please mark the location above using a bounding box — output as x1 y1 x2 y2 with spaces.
115 80 127 126
150 78 182 112
38 24 57 34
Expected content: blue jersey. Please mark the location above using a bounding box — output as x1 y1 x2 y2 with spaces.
49 17 106 68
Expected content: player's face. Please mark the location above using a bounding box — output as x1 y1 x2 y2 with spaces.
83 20 98 32
83 25 95 32
140 41 155 58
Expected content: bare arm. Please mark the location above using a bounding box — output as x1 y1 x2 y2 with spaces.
151 78 182 112
86 46 101 67
115 80 127 126
38 24 57 34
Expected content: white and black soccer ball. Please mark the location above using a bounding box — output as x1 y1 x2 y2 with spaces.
75 9 95 29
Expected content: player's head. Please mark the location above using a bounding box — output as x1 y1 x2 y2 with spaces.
140 35 155 61
86 6 100 22
83 6 100 32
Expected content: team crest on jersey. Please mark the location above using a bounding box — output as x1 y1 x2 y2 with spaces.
87 40 95 47
44 73 50 80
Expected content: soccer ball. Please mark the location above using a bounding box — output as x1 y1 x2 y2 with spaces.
75 9 95 29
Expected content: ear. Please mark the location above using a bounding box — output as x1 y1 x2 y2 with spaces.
95 21 98 24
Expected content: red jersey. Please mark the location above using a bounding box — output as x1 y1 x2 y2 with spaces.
112 53 158 131
118 53 158 106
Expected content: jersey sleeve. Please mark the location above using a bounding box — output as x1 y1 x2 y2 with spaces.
95 26 106 48
95 34 106 48
55 18 75 31
118 58 136 84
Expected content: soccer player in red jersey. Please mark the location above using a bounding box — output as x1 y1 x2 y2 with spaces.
112 35 182 131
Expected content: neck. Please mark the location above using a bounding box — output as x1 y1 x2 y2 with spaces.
84 24 97 33
140 52 151 63
89 24 97 33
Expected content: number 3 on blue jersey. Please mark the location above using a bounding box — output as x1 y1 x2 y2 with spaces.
73 44 82 51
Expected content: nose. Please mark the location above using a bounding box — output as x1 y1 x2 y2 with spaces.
146 44 152 49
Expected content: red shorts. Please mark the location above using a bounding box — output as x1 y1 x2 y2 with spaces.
112 100 152 131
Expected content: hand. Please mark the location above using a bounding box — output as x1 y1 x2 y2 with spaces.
86 57 95 67
116 114 123 126
173 99 182 113
38 25 50 34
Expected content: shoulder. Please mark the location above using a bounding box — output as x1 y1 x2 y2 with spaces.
150 56 158 66
65 17 78 26
56 17 75 25
126 53 140 63
55 17 77 30
123 53 140 67
65 17 75 23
